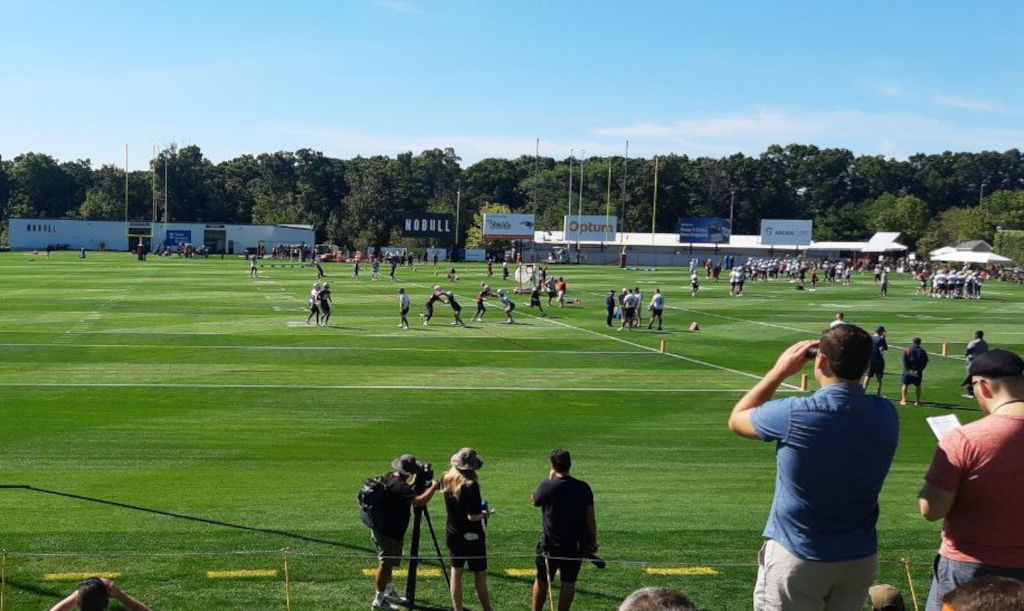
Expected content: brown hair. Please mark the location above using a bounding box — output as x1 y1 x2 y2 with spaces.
819 324 872 380
943 576 1024 610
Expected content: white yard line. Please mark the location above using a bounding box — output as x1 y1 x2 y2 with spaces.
0 382 803 393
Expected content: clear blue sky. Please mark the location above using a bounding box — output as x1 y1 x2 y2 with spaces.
2 0 1021 169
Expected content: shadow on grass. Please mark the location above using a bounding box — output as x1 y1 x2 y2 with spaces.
0 485 372 552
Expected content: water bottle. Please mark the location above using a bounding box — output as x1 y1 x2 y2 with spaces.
481 500 489 527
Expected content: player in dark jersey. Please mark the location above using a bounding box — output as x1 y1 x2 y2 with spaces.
443 291 466 327
528 283 547 317
421 285 444 326
317 283 333 326
473 284 492 322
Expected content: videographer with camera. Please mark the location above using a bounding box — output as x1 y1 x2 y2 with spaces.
363 454 440 610
728 324 899 611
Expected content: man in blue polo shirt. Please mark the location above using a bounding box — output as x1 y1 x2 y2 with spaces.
728 324 899 611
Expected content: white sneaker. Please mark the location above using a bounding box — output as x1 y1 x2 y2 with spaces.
398 324 404 328
371 593 399 610
423 321 429 326
383 585 407 605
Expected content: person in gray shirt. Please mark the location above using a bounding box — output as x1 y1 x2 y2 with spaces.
964 330 990 398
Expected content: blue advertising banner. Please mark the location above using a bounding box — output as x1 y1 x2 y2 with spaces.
165 230 192 246
678 218 731 243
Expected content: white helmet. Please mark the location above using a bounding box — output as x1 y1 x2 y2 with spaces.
497 288 505 294
323 283 330 289
434 285 442 291
313 283 321 289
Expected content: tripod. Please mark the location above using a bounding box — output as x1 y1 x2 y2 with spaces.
404 505 449 608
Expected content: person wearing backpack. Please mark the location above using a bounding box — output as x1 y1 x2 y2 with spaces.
362 454 441 609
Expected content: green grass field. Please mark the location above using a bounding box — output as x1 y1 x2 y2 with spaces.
1 251 1020 610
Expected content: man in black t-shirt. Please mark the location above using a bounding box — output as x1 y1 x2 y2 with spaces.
531 449 597 611
369 454 440 610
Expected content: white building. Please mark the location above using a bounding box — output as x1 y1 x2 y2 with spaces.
9 218 314 253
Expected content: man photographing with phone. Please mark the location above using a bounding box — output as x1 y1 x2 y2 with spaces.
728 324 899 611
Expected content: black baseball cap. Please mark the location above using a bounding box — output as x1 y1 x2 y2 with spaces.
961 349 1024 387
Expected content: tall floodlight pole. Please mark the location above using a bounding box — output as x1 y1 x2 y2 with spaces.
532 138 540 263
620 141 629 249
124 144 129 242
566 148 574 247
604 162 612 243
651 156 659 242
729 189 736 233
576 150 585 263
454 179 461 261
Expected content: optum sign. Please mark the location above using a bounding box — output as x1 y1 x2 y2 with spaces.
563 215 618 242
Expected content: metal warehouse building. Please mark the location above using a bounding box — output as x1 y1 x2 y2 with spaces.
9 218 314 253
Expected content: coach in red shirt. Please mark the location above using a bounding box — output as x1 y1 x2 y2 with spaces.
919 349 1024 610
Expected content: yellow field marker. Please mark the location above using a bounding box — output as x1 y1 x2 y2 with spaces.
206 569 278 579
360 568 441 578
644 567 719 576
504 568 536 578
43 572 121 582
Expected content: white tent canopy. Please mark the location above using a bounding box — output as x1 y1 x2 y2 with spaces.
929 249 1012 264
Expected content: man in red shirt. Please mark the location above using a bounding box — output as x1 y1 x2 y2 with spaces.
919 349 1024 610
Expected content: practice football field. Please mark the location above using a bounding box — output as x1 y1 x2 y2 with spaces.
1 252 1021 610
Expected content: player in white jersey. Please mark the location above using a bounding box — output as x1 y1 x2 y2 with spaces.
690 270 700 297
306 283 322 325
398 288 410 329
647 289 665 330
497 288 516 324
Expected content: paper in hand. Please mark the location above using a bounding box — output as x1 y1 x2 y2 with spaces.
926 414 961 440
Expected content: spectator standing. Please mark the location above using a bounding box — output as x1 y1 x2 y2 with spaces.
605 289 616 327
647 289 665 330
919 350 1024 610
901 337 929 406
728 325 899 611
863 326 888 396
366 455 440 610
963 330 989 398
532 449 597 611
441 448 494 611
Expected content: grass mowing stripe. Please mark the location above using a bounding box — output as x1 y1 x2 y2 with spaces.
520 311 802 390
0 342 647 355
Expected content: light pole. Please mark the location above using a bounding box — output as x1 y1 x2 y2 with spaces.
729 189 736 232
979 180 988 207
576 150 585 263
454 179 461 262
566 149 574 249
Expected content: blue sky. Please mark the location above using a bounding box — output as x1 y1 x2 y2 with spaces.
1 0 1021 169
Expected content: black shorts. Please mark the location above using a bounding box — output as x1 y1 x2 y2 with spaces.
446 532 487 572
651 308 663 316
623 307 635 319
535 543 581 583
902 373 922 386
867 362 884 378
505 303 515 312
401 307 409 316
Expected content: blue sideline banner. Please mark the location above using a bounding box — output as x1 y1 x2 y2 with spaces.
678 218 731 244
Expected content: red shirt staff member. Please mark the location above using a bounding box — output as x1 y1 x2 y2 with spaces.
919 349 1024 610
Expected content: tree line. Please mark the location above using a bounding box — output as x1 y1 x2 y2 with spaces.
2 144 1024 254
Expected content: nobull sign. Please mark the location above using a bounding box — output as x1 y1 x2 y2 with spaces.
401 213 454 238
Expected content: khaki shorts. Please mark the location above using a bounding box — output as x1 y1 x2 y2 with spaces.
754 539 876 611
371 529 405 568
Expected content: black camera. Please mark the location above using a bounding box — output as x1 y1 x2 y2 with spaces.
805 347 819 359
413 461 434 492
